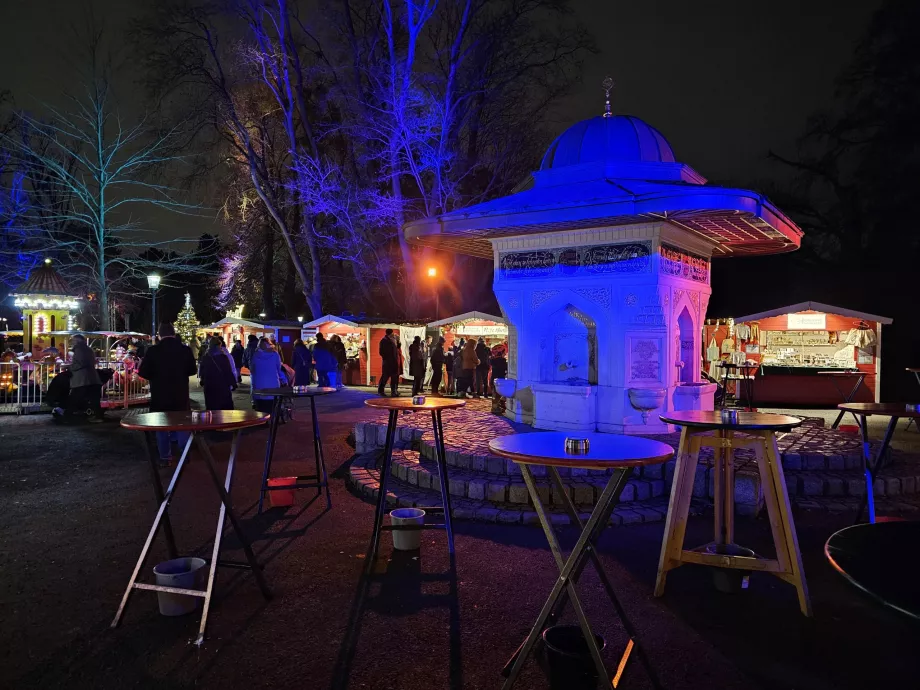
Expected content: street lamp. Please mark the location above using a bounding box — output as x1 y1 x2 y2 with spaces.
427 267 439 320
146 274 161 336
297 316 303 323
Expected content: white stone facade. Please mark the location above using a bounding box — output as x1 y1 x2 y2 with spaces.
493 222 715 434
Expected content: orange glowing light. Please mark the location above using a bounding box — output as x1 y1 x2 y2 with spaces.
427 267 437 277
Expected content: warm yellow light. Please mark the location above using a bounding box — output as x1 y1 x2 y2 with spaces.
427 267 437 277
44 258 52 265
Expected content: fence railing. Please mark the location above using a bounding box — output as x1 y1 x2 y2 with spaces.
0 358 150 414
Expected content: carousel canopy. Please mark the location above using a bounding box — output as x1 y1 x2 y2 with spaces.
404 114 803 259
12 260 74 297
734 302 893 325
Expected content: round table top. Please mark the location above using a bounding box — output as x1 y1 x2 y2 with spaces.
364 396 466 412
659 410 803 431
825 521 920 621
252 386 336 397
838 402 920 418
120 410 270 432
488 432 674 469
816 370 863 377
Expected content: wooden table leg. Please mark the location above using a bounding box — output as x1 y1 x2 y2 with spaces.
713 429 724 545
655 428 702 596
723 430 735 545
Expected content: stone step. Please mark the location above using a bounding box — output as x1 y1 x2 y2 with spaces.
347 450 695 526
387 448 666 506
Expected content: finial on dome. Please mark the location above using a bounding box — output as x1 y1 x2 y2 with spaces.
602 76 614 118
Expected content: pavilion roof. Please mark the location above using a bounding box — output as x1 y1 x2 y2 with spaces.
12 262 74 297
404 175 802 259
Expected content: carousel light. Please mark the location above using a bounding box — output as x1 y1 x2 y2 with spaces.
44 258 52 265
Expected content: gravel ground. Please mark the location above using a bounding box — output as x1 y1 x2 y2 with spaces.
1 385 918 689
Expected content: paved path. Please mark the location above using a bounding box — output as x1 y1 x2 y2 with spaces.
1 384 918 689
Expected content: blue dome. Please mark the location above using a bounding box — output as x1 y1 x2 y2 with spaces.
540 115 676 170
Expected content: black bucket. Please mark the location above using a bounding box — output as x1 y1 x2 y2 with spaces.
706 543 755 593
539 625 606 690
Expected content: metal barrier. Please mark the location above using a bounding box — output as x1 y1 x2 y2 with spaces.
99 359 150 410
0 360 56 414
0 358 150 413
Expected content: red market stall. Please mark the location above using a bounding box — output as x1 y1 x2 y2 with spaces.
198 317 302 363
705 302 892 406
428 311 508 350
304 314 422 386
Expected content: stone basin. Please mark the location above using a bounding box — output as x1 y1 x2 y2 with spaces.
493 378 517 398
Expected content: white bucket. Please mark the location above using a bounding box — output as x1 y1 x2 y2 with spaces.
389 508 426 551
153 557 207 616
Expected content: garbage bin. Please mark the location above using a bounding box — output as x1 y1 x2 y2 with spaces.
540 625 606 690
389 508 426 550
153 557 207 616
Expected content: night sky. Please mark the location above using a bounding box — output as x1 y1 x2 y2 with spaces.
1 0 881 237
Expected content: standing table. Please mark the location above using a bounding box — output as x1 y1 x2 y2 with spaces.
115 411 272 645
489 432 673 690
816 370 867 429
655 411 811 616
837 402 920 524
363 397 465 573
253 386 335 513
825 521 920 621
907 368 920 430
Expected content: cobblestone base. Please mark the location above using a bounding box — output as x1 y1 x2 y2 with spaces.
349 403 920 523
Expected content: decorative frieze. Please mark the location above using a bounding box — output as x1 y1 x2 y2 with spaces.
660 243 709 283
499 241 652 280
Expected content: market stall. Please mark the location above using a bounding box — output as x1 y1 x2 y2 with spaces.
705 302 891 406
428 311 508 350
304 314 414 386
197 317 302 362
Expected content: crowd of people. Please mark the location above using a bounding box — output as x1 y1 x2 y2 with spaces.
377 329 507 399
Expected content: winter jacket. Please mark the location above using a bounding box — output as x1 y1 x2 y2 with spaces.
490 356 508 380
409 341 425 378
231 343 245 370
249 347 287 400
292 344 313 385
430 344 445 372
138 336 198 411
444 351 454 374
199 349 236 410
331 339 347 367
461 342 478 370
379 335 398 367
242 342 258 371
475 342 490 369
69 342 101 388
312 341 337 373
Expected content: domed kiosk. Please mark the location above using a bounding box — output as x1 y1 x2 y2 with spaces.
405 109 802 433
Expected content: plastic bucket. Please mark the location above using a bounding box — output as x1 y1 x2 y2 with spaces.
706 543 755 593
540 625 606 690
153 557 207 616
389 508 425 550
838 424 860 434
268 477 297 507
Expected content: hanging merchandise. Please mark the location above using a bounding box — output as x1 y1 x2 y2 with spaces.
730 350 746 365
844 328 876 349
735 324 751 340
706 338 719 362
750 322 760 342
720 337 735 354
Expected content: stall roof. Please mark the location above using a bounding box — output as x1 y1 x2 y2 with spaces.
734 301 893 325
304 314 413 329
205 316 268 329
428 311 506 328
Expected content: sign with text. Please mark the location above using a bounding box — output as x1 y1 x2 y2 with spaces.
455 324 508 336
787 313 826 330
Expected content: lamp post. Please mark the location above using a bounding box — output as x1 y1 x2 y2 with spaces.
427 267 439 321
146 274 161 336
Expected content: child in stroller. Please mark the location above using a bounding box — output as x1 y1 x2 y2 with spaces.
49 368 115 423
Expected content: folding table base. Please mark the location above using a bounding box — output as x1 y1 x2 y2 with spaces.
502 465 661 690
112 431 271 646
258 394 331 514
365 409 455 575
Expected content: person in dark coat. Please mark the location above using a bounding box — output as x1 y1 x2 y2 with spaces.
242 334 259 375
292 339 314 385
230 339 245 383
429 337 445 395
69 334 103 422
490 347 508 391
474 338 491 397
377 328 399 396
199 337 236 410
330 334 347 388
139 322 198 463
444 348 455 394
312 333 337 387
409 336 425 395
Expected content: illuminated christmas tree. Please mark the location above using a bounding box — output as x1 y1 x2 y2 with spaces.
174 293 199 344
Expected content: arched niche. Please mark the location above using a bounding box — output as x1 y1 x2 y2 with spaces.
540 304 597 385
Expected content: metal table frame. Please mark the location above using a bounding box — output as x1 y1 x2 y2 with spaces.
499 464 662 690
257 388 332 513
820 371 867 429
854 413 897 525
366 406 454 575
112 425 272 646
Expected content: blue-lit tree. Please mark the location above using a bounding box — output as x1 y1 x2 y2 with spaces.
0 36 210 329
